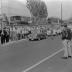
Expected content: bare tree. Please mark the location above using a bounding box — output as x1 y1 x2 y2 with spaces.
26 0 48 18
26 0 48 25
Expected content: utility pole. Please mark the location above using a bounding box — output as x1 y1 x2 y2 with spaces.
1 0 3 32
61 2 62 25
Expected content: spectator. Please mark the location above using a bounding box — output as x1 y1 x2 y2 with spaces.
1 31 5 44
5 28 10 43
17 28 21 40
61 24 72 59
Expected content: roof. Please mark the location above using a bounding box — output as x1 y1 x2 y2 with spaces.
1 0 31 17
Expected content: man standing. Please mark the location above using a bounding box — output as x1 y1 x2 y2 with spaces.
5 28 10 43
61 24 72 59
1 30 5 44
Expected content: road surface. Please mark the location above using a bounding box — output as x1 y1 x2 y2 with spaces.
0 36 71 72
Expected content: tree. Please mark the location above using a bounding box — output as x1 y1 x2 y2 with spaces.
26 0 48 19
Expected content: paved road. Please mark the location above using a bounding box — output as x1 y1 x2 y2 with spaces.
0 36 64 72
27 50 72 72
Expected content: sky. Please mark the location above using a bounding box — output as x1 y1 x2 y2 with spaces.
0 0 72 20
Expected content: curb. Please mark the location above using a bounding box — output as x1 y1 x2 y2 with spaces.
1 39 27 47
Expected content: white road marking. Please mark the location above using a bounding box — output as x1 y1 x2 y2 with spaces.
23 48 63 72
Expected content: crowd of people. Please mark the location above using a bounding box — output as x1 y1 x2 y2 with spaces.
0 24 72 59
0 25 62 44
0 28 10 44
0 26 32 44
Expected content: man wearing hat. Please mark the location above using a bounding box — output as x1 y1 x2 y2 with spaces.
61 24 72 59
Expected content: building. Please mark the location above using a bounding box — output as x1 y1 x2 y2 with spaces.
48 17 62 25
66 18 72 25
10 16 32 26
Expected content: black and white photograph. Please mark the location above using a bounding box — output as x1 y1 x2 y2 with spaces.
0 0 72 72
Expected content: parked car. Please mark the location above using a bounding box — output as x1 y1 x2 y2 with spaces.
47 30 51 36
52 29 57 36
28 33 38 41
37 33 47 40
23 30 31 38
28 32 47 41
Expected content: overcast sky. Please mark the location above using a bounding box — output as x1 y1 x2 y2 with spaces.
0 0 72 20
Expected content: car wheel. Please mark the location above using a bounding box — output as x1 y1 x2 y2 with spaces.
38 37 40 40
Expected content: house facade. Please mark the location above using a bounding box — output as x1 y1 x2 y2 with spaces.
48 17 62 25
10 16 31 26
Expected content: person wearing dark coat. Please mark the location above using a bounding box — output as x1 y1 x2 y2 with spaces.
61 24 72 59
1 31 5 44
4 29 9 43
6 30 9 43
